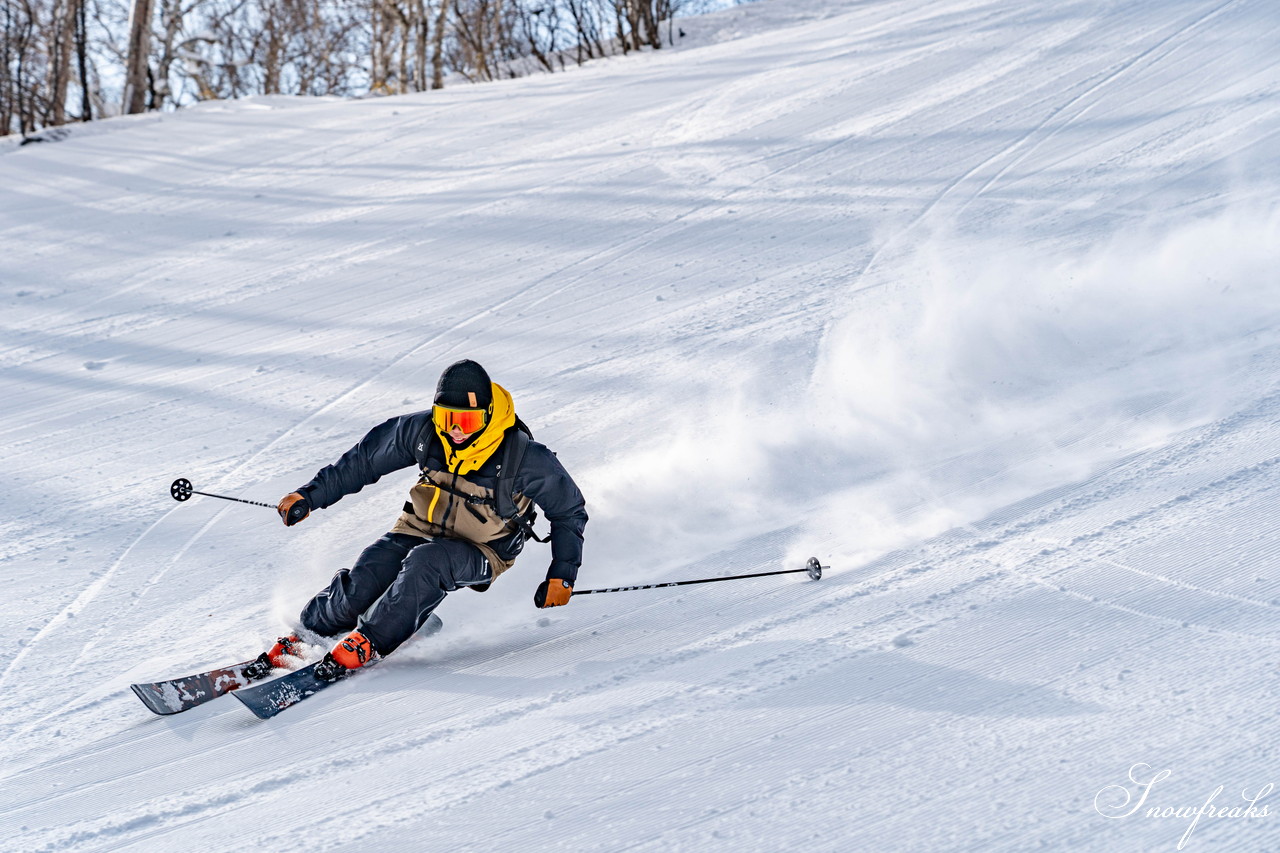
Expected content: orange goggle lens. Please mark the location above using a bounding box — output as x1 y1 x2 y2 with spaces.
433 405 488 434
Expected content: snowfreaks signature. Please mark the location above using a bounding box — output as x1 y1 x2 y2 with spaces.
1094 763 1273 850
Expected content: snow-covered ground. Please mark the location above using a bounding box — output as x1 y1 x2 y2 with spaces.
2 0 1278 849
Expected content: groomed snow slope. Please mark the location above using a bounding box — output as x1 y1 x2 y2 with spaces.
2 0 1279 850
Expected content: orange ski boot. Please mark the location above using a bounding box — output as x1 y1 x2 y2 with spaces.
267 634 304 668
315 630 378 682
245 633 303 680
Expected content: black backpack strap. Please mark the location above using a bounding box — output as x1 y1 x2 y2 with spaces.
412 419 435 469
495 426 550 543
494 427 529 520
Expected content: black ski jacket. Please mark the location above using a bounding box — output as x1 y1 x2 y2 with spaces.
296 411 588 583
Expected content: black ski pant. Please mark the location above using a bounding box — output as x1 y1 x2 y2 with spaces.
299 532 491 655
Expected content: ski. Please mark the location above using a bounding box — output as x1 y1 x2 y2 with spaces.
131 636 310 715
234 613 442 719
130 659 265 715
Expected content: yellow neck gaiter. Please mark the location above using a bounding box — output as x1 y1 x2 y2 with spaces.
437 382 516 475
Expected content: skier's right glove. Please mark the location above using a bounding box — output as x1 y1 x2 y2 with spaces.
277 492 310 526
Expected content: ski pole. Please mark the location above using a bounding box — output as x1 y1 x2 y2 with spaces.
574 557 826 596
169 477 277 511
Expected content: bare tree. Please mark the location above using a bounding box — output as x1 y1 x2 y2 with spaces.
564 0 604 65
516 3 554 74
45 0 77 123
3 0 700 136
411 0 426 90
2 0 37 133
638 0 657 49
430 0 448 88
74 0 89 118
450 0 489 82
260 0 284 93
122 0 152 112
2 0 85 132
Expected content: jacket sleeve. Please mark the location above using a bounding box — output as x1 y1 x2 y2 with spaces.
517 442 588 584
296 413 426 510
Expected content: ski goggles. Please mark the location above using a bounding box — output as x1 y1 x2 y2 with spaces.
433 404 489 435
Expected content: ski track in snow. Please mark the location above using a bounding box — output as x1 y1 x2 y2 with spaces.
2 0 1279 850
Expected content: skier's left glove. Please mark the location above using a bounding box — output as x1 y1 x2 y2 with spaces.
277 492 311 526
534 579 573 608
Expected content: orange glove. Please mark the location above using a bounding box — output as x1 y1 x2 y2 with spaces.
277 492 310 526
534 579 573 608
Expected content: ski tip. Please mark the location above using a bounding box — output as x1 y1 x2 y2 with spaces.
805 557 825 581
131 683 181 716
231 689 285 720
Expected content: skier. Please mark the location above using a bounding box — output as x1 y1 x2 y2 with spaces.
267 359 587 680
